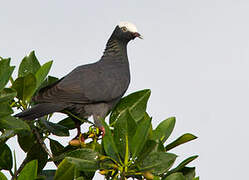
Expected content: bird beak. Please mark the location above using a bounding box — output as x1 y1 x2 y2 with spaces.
133 32 143 39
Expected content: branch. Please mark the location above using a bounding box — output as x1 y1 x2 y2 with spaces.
33 128 59 166
11 156 29 180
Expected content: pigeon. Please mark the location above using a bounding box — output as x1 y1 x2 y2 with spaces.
15 21 142 137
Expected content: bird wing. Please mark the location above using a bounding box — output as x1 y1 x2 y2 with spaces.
34 62 130 104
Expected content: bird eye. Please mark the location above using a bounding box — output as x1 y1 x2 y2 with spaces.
121 27 128 32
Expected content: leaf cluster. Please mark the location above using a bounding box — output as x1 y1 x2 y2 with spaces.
0 52 199 180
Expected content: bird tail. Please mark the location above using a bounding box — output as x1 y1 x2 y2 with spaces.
14 103 66 120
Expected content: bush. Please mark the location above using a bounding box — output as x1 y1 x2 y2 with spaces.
0 52 199 180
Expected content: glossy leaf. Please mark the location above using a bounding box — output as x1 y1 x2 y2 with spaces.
152 117 175 143
27 142 48 173
0 88 17 103
75 177 84 180
193 177 199 180
0 172 8 180
52 145 78 162
12 73 36 102
54 158 74 180
66 157 99 172
168 155 198 175
0 143 12 170
18 160 38 180
66 149 99 160
180 167 195 180
0 130 15 143
102 120 120 162
38 75 59 91
163 172 185 180
0 102 13 117
0 58 15 91
140 152 177 175
18 132 35 152
0 116 30 132
40 170 55 180
137 140 157 162
40 119 69 136
110 89 151 125
113 109 137 159
58 117 75 130
35 61 53 89
50 139 64 156
165 133 197 151
18 51 41 77
130 114 151 159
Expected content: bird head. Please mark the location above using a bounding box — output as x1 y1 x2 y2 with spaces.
111 21 142 42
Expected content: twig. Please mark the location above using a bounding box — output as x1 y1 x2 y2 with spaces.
11 156 29 180
63 110 94 125
33 128 55 163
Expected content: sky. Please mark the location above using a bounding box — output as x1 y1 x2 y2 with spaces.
1 0 249 179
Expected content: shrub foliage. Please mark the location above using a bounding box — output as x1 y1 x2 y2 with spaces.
0 52 199 180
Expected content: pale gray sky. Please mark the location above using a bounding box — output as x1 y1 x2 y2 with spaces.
1 1 249 179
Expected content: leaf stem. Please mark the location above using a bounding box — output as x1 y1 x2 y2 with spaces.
63 110 94 125
124 135 129 173
9 76 14 85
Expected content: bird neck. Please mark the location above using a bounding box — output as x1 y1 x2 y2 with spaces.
101 38 128 62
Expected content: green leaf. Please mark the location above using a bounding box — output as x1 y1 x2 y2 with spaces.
50 139 64 156
75 177 84 180
27 143 48 173
64 150 98 178
35 61 53 89
0 171 8 180
130 114 151 159
12 73 36 102
38 75 59 91
51 145 78 162
18 132 35 152
102 120 120 162
0 143 13 170
66 148 99 160
18 160 38 180
18 51 41 77
113 109 137 159
110 89 151 125
180 167 196 180
58 117 75 130
165 133 197 151
0 130 15 143
168 155 198 175
0 58 15 91
39 170 56 180
140 152 177 175
193 177 199 180
40 119 69 136
66 157 99 172
163 172 185 180
152 117 176 143
0 116 30 132
0 102 13 117
54 158 75 180
0 88 17 103
137 140 157 162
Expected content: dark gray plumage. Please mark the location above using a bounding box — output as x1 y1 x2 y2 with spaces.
15 22 141 136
